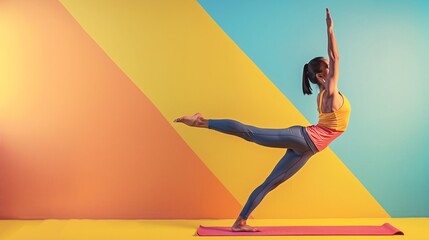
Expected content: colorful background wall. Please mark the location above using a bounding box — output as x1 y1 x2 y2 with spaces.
0 0 427 219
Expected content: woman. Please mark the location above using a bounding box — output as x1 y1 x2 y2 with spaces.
174 8 350 232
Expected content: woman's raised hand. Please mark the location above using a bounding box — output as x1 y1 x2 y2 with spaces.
326 8 333 31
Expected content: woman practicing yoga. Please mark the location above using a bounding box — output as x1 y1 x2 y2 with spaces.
174 8 350 232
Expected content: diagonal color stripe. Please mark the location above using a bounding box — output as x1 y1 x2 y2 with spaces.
60 0 389 218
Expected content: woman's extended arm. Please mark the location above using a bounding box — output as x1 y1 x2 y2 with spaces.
326 8 340 95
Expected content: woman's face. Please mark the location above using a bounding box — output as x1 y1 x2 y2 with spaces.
317 58 330 83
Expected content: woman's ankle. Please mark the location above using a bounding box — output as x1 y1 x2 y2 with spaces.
234 216 246 225
198 118 208 128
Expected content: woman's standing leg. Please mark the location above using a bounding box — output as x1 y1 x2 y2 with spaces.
231 149 314 231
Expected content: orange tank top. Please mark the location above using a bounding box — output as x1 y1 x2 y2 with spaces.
305 90 351 151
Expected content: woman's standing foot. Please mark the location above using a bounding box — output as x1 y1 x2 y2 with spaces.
231 217 259 232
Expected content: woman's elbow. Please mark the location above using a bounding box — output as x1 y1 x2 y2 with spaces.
330 53 340 62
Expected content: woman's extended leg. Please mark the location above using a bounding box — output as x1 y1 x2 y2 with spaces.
232 149 314 232
174 113 310 151
207 119 310 150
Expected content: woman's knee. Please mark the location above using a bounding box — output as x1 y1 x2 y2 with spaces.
261 175 285 191
228 121 254 141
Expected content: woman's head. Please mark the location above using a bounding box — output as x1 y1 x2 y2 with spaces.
302 57 329 95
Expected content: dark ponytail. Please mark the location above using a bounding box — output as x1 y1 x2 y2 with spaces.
302 63 312 95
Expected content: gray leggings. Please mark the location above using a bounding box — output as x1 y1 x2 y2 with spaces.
207 119 318 219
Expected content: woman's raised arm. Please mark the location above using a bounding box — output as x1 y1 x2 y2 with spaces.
326 8 340 95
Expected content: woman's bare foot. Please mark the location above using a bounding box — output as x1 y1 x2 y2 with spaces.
231 217 259 232
173 113 208 128
231 224 259 232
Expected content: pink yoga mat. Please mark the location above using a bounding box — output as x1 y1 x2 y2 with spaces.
197 223 404 236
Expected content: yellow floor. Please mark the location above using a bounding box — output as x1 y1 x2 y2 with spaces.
0 218 427 240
